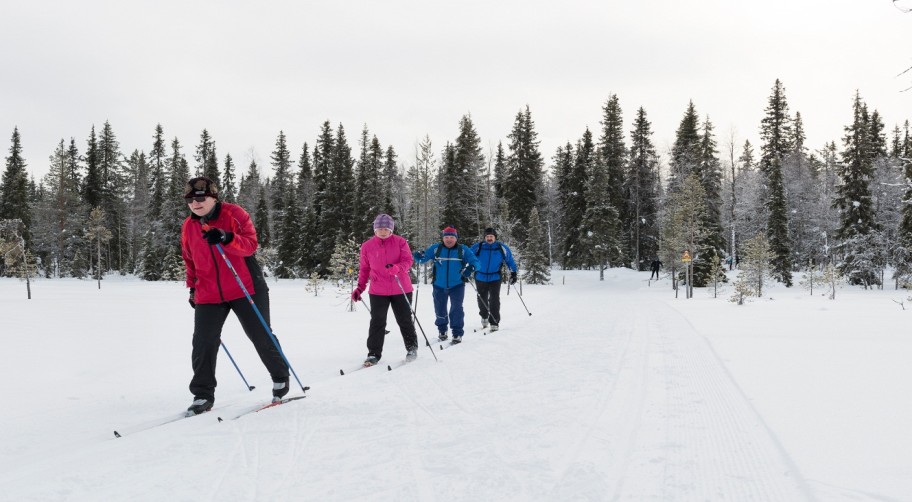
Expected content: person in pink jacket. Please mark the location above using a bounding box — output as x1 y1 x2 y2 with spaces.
351 214 419 366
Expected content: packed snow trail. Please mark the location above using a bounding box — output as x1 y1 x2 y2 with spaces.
1 273 818 501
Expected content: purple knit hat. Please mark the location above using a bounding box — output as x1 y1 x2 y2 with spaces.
373 213 395 231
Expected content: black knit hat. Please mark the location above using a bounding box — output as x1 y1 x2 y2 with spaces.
484 227 497 238
184 177 219 199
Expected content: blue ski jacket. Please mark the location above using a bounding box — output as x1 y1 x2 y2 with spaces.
469 241 517 282
414 242 480 289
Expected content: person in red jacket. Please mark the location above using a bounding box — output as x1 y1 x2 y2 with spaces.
181 176 289 415
351 213 419 366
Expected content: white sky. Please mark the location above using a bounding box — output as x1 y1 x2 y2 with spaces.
1 0 909 181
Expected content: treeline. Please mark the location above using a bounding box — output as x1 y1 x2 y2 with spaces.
1 79 911 289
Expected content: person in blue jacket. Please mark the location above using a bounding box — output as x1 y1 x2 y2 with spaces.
413 226 480 343
470 227 518 332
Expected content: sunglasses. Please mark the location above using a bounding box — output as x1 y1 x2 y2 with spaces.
185 195 208 203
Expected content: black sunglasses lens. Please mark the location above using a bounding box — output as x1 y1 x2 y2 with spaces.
186 196 207 203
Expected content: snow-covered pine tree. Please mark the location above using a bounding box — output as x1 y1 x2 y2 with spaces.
0 128 32 250
270 130 294 254
141 125 168 280
504 106 546 247
834 92 881 287
626 107 660 271
733 232 772 300
194 129 218 183
580 151 620 281
222 153 237 203
353 126 384 241
668 101 701 194
86 207 112 288
759 79 794 286
156 138 190 281
405 136 440 283
330 236 361 281
442 115 486 240
597 95 629 267
661 173 708 293
894 137 912 287
123 149 149 273
552 143 574 269
522 208 550 284
562 130 594 269
691 115 726 287
31 139 87 277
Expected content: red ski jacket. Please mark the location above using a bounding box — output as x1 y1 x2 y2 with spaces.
181 202 259 304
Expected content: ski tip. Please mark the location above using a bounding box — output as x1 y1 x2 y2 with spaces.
113 431 121 438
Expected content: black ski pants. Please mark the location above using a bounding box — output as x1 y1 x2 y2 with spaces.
476 279 501 326
367 292 418 360
190 287 288 402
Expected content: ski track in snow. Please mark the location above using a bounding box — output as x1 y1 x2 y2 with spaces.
3 272 907 500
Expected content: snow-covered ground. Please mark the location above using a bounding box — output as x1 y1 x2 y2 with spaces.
1 269 910 501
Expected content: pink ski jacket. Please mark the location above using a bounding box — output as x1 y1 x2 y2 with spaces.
357 233 414 296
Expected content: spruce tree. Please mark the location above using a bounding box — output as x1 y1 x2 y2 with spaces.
562 131 594 268
690 116 726 286
450 115 487 239
222 153 237 203
759 80 794 286
626 107 660 271
552 143 574 269
597 95 628 266
668 101 701 193
834 92 880 286
141 125 168 280
311 121 334 273
353 126 384 240
32 139 87 276
580 153 620 280
504 106 545 245
83 125 102 209
270 130 293 255
381 145 399 219
0 127 31 245
522 207 551 284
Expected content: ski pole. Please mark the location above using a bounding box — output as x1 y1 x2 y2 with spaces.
202 223 308 394
392 274 438 362
220 341 255 391
509 281 532 316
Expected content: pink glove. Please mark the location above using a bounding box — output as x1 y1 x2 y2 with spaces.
386 264 401 276
351 288 362 302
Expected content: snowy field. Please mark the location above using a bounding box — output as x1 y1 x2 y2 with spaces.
0 268 910 501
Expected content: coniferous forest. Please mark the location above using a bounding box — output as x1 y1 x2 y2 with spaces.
1 80 911 289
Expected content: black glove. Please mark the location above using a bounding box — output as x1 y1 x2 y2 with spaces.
188 288 196 309
509 271 517 285
202 228 234 245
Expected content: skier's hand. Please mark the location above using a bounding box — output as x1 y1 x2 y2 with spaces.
461 265 475 280
351 288 362 302
509 271 517 285
412 251 424 262
202 227 234 245
188 288 196 309
386 264 401 276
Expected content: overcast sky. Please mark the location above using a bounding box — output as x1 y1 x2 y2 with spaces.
1 0 909 182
